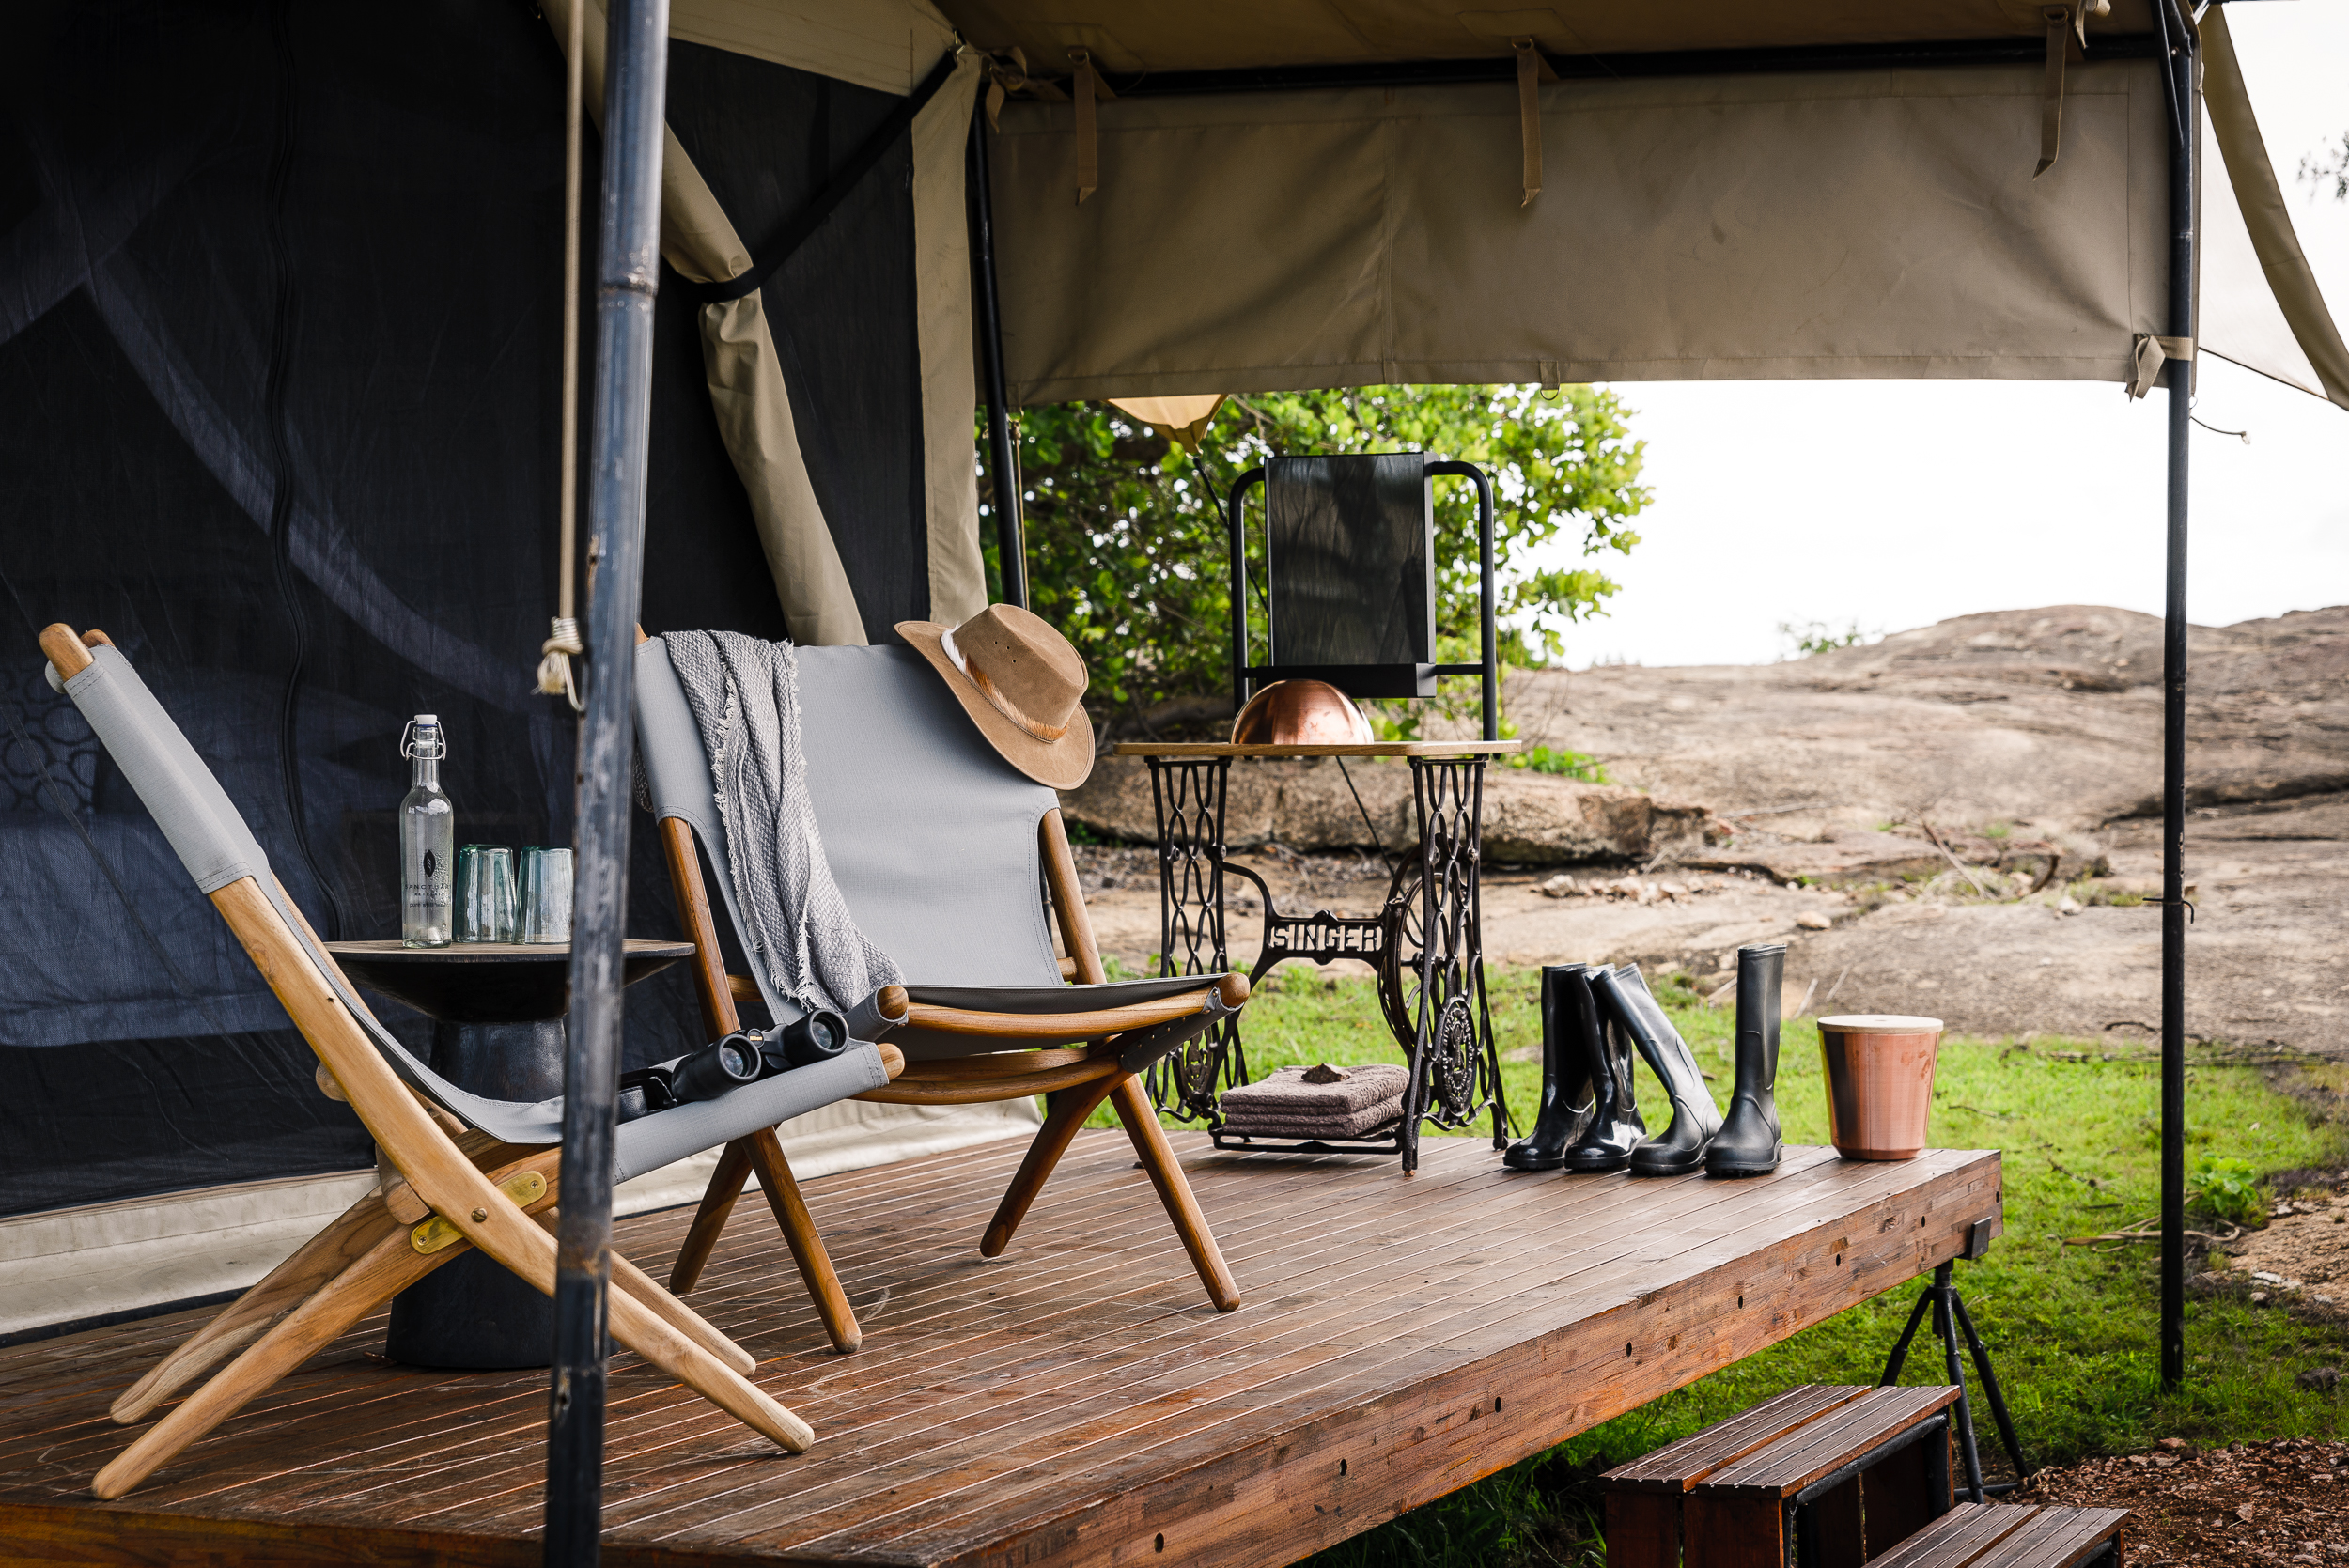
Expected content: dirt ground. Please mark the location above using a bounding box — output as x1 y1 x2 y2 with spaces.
2023 1438 2349 1566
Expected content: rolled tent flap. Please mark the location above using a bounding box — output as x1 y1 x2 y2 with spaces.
988 59 2175 403
550 0 1001 643
2197 5 2349 411
913 54 990 627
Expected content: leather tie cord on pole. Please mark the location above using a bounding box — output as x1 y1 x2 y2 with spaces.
1069 48 1113 204
2128 334 2195 399
977 46 1062 133
537 0 587 711
1514 39 1554 207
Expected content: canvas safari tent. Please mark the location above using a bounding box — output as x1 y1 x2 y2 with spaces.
2 0 2341 1418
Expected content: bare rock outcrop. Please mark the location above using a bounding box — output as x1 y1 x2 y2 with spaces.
1068 605 2349 1056
1501 605 2349 833
1061 756 1722 864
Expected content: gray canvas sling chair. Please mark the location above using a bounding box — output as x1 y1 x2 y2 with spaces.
38 624 900 1500
634 632 1245 1322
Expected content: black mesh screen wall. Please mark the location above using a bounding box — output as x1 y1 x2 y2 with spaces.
0 0 928 1216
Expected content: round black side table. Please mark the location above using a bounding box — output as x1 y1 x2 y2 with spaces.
325 938 693 1370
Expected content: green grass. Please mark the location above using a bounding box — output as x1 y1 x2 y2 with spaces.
1094 966 2349 1566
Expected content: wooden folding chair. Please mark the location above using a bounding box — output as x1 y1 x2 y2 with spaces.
633 633 1246 1328
39 624 906 1499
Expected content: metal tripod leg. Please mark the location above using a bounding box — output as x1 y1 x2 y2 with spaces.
1934 1272 1987 1505
1881 1261 2030 1503
1950 1288 2030 1487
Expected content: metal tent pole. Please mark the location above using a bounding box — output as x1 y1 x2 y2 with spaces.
2155 0 2196 1391
546 0 669 1559
968 104 1027 609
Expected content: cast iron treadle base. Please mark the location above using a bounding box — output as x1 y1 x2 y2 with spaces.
1141 753 1509 1172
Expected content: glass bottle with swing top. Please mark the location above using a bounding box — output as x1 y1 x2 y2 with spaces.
399 715 455 947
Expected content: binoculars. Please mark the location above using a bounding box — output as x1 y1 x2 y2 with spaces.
623 1007 854 1111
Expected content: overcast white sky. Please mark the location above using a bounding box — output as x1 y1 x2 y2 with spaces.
1550 2 2349 670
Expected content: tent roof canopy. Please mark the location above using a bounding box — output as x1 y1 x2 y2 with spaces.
938 0 2163 75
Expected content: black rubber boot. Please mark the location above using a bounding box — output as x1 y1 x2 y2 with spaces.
1561 965 1644 1172
1501 964 1595 1171
1595 965 1722 1176
1706 943 1785 1178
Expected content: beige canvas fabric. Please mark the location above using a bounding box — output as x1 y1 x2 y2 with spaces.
987 59 2172 403
549 0 866 647
672 0 957 95
912 52 990 626
2200 7 2349 410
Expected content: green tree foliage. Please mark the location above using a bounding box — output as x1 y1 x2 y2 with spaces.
979 386 1649 737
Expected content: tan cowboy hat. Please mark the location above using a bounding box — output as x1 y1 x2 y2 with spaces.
896 604 1097 790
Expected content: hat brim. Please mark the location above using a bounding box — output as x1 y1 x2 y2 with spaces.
896 621 1097 791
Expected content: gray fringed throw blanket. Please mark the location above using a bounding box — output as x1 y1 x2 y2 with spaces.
662 631 902 1016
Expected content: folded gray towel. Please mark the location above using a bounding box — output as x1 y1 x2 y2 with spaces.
1220 1094 1406 1141
1219 1063 1407 1116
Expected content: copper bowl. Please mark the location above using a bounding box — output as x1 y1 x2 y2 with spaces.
1231 680 1375 745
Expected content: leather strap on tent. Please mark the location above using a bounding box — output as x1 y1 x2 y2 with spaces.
2036 0 2108 179
691 52 958 303
976 47 1063 133
1070 49 1114 204
1514 39 1551 207
2128 334 2194 399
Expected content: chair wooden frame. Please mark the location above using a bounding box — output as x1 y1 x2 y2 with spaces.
652 735 1244 1327
39 624 905 1500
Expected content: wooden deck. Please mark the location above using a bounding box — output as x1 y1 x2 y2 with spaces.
0 1133 2001 1568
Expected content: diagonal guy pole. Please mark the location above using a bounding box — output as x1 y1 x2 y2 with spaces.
547 0 669 1560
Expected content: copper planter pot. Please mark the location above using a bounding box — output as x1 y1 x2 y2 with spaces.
1817 1015 1944 1161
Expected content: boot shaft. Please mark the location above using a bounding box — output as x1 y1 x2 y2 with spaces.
1539 963 1587 1048
1734 943 1785 1079
1535 964 1593 1111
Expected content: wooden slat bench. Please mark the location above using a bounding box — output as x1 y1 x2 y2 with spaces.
1865 1502 2128 1568
1603 1385 1874 1567
1604 1384 1961 1568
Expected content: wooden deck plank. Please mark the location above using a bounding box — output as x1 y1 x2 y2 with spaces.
596 1148 1890 1545
0 1134 2002 1568
706 1150 1923 1549
803 1153 1996 1565
178 1142 1532 1524
412 1142 1720 1536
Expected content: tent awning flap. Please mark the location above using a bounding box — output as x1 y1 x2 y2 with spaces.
991 59 2171 404
2198 5 2349 411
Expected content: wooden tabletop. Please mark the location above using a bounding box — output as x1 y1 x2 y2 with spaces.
1112 740 1522 758
323 939 694 961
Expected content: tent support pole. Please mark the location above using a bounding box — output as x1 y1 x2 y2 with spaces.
548 0 668 1559
2155 0 2195 1392
969 106 1027 609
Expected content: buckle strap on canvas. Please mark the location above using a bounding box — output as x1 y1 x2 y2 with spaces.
2037 0 2110 179
1069 49 1115 204
1514 39 1555 207
2128 334 2196 398
975 46 1063 134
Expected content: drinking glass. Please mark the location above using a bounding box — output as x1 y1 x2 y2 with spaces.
454 845 517 943
519 846 574 943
